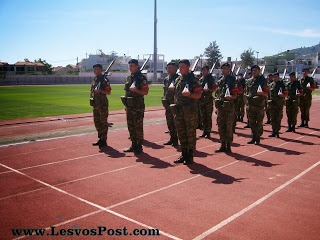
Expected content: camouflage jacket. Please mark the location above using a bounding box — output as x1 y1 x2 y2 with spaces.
215 75 238 102
199 74 215 99
163 73 178 103
124 71 148 108
268 80 286 106
174 72 202 106
299 76 315 97
286 80 302 101
91 74 111 107
245 75 268 107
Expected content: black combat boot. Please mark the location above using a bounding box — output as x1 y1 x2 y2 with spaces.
171 137 178 147
269 130 276 137
244 123 250 128
305 121 309 128
174 147 187 163
215 141 226 152
92 139 102 146
124 141 136 152
265 119 271 124
285 125 292 132
184 148 194 165
226 142 232 154
205 132 211 139
298 120 305 127
240 116 244 122
99 140 107 147
135 140 143 154
292 125 296 133
163 139 173 145
199 131 207 138
165 130 170 133
255 136 260 145
275 131 280 138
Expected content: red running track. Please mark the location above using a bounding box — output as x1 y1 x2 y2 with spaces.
0 102 319 239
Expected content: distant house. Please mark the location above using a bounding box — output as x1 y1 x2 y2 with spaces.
0 60 45 75
52 64 80 75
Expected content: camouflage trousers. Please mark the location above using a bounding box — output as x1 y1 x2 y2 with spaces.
165 105 177 139
265 98 271 121
286 100 299 125
174 104 198 149
248 104 265 137
236 94 245 118
126 106 145 143
200 97 214 133
93 106 108 141
217 102 235 142
269 105 283 131
299 96 312 121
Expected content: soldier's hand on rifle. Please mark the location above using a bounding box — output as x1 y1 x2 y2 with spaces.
182 91 191 97
129 86 138 92
94 89 100 93
224 96 232 101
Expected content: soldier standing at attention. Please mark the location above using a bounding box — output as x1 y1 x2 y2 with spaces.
91 64 111 148
123 59 149 154
285 72 303 132
267 72 287 138
298 68 316 128
199 65 217 138
214 63 239 153
236 73 246 122
265 73 273 124
245 65 269 145
244 71 253 128
162 62 178 146
172 59 202 165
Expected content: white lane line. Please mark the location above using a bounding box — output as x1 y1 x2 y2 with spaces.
193 160 320 240
0 163 181 240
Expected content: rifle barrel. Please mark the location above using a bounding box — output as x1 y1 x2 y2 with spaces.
140 55 151 71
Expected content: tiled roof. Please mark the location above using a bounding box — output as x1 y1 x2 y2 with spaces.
14 62 45 66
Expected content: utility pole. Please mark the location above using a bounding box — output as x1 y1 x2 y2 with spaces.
153 0 157 82
256 51 259 65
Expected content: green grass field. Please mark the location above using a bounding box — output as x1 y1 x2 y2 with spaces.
0 85 163 120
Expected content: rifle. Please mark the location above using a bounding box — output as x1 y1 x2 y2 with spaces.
191 56 200 72
282 68 287 80
140 55 151 74
230 62 236 76
104 57 117 77
260 65 265 76
243 69 248 79
311 67 317 78
235 66 241 76
209 60 218 74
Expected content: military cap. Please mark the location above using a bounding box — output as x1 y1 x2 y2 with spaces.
302 68 309 72
273 72 279 76
250 65 260 71
289 71 296 76
128 59 139 65
178 59 190 66
93 64 102 69
201 65 209 71
167 62 176 67
221 62 231 69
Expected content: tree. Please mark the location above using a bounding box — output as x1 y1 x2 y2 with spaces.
240 48 255 68
34 58 53 74
204 41 223 68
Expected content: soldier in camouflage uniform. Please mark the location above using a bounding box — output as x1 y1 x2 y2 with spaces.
236 73 246 122
123 59 149 154
91 64 111 148
298 68 316 128
245 65 269 145
265 73 273 124
199 65 217 138
285 72 303 132
267 72 287 138
244 71 253 128
162 62 178 146
172 59 202 165
214 63 240 153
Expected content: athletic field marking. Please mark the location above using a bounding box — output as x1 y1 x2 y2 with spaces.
193 160 320 240
0 163 181 240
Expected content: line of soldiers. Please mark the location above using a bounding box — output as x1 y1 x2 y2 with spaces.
89 61 316 166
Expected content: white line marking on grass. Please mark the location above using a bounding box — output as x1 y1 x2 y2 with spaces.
193 160 320 240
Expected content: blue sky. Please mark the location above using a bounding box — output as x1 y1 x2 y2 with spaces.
1 0 319 67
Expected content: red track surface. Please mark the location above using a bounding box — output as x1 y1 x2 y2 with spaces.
0 101 319 240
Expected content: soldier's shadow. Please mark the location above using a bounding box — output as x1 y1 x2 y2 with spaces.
194 150 213 158
188 162 247 184
258 143 304 155
143 140 165 149
295 130 320 138
135 152 174 169
229 152 280 167
278 136 316 145
99 146 126 158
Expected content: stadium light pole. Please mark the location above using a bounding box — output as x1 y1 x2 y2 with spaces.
153 0 157 82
